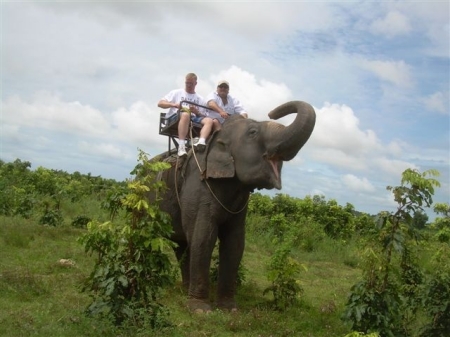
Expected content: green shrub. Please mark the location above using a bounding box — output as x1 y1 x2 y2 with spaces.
264 229 305 310
343 168 441 336
79 150 176 329
420 245 450 337
39 207 63 227
435 228 450 243
210 245 247 287
71 215 91 228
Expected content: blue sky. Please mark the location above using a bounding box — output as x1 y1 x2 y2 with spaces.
1 1 449 220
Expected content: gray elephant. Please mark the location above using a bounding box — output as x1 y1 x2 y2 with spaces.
155 100 316 312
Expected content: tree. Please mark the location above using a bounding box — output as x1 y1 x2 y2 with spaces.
79 150 176 329
343 168 441 336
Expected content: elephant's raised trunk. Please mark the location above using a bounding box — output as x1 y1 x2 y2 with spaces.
265 101 316 161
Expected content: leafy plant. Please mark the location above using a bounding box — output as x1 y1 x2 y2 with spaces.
264 227 305 310
209 245 247 287
431 203 450 243
419 244 450 337
344 332 379 337
39 201 63 226
343 168 441 336
71 215 92 228
78 150 176 329
100 185 128 221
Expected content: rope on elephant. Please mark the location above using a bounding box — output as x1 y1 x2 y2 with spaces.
204 180 250 214
174 122 197 210
189 124 250 215
172 122 249 214
175 156 182 210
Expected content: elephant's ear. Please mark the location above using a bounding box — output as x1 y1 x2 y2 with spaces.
206 137 235 179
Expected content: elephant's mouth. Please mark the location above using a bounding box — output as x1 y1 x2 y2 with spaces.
267 157 283 190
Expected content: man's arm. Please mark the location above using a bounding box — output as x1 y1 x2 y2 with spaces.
207 100 228 118
231 97 248 118
158 99 179 109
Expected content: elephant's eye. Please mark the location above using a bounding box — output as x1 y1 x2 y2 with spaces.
247 128 258 138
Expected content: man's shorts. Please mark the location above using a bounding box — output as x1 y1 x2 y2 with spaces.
167 113 178 125
191 116 204 124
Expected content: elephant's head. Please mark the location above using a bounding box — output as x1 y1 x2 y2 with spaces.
204 101 316 190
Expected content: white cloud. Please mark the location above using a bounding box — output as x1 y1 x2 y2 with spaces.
310 103 382 156
375 157 419 178
112 101 161 144
305 102 419 181
423 91 449 115
208 66 292 120
310 148 368 171
2 92 111 137
341 174 376 193
391 2 450 57
1 2 448 221
78 141 128 160
359 59 413 88
370 11 412 38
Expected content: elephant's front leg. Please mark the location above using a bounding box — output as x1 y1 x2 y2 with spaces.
186 218 218 313
173 241 190 290
216 222 245 311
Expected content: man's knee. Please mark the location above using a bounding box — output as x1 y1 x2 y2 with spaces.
202 118 213 126
213 120 221 130
181 113 190 120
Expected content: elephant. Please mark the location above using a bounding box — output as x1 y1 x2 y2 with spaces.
154 100 316 312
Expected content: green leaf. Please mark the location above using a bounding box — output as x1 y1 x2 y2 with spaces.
118 275 128 287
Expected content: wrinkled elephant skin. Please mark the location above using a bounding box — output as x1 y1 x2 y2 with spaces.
155 101 316 312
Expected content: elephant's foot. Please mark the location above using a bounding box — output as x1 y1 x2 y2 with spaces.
187 298 212 314
216 298 238 312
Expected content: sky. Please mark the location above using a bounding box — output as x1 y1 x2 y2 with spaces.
1 1 449 220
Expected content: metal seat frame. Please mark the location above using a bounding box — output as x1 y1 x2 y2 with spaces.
159 100 212 152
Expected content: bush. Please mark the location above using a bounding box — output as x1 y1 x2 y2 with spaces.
420 245 450 337
343 168 442 336
71 215 91 228
263 228 305 310
79 150 176 329
39 208 63 227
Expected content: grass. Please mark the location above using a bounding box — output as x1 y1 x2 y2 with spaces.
0 215 364 337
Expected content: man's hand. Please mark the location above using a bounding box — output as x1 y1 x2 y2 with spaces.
219 109 228 118
190 105 200 115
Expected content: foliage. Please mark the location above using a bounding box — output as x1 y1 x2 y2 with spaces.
247 192 274 217
344 333 379 337
343 168 441 336
38 204 64 226
78 150 176 328
419 244 450 337
71 215 92 228
101 185 128 221
1 158 448 336
209 245 248 287
248 193 361 242
430 203 450 243
354 213 377 236
263 225 305 310
0 158 123 222
0 159 35 217
411 211 428 230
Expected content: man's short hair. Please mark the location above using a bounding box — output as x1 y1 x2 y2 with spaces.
186 73 198 81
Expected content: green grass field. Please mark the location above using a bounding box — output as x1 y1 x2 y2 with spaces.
0 216 362 337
